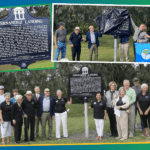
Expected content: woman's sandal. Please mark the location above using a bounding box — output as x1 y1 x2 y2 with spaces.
2 143 6 145
141 133 149 137
148 136 150 139
7 141 12 144
99 136 103 140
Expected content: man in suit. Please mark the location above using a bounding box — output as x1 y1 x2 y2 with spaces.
83 26 102 61
32 86 41 138
130 15 148 61
11 95 23 144
37 88 55 141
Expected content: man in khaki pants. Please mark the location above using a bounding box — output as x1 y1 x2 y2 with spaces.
119 35 130 62
123 80 136 137
83 26 102 61
37 88 55 141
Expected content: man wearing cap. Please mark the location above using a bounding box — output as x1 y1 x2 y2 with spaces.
22 91 39 143
132 78 144 133
55 22 67 61
37 88 55 141
32 86 42 138
82 26 102 61
123 80 136 137
69 27 83 61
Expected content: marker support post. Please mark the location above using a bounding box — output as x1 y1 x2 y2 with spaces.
114 34 118 62
84 97 89 138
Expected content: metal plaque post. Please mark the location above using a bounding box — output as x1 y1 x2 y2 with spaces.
84 97 89 138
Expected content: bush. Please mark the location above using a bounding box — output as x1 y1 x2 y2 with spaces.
54 21 100 35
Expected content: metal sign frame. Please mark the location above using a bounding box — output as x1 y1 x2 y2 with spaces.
68 66 103 138
68 67 103 98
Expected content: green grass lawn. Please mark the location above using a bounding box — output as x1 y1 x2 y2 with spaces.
0 60 55 72
53 34 135 62
1 104 150 146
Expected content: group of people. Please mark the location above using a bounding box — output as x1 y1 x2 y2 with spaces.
54 22 102 61
54 16 150 62
0 86 72 145
0 77 149 144
89 78 150 141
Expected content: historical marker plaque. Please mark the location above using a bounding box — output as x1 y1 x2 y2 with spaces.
68 67 103 97
0 7 51 68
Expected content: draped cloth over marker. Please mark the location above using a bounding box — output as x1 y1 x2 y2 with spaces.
93 8 131 36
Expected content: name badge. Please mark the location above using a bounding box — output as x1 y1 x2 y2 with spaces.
145 96 149 98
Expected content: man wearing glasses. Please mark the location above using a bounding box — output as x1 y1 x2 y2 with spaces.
37 88 55 141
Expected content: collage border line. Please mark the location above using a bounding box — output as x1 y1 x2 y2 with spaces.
0 2 150 147
0 3 56 72
1 141 150 147
51 3 150 64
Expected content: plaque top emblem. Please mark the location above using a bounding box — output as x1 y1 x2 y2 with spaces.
14 7 25 20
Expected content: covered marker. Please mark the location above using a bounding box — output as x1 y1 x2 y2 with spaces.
93 8 131 62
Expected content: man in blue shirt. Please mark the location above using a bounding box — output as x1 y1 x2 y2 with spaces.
83 26 102 61
10 89 19 104
37 88 55 141
119 35 130 62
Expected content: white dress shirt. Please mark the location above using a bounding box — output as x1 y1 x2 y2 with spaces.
36 94 40 100
0 94 5 104
90 32 96 43
43 96 50 111
36 94 40 97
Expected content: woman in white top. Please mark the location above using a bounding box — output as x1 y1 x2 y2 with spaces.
105 81 119 137
113 87 130 141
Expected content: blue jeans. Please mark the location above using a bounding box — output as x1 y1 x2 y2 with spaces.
55 41 66 61
134 103 144 130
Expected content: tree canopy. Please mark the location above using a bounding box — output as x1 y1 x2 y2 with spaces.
0 63 149 103
0 5 51 20
54 5 150 34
